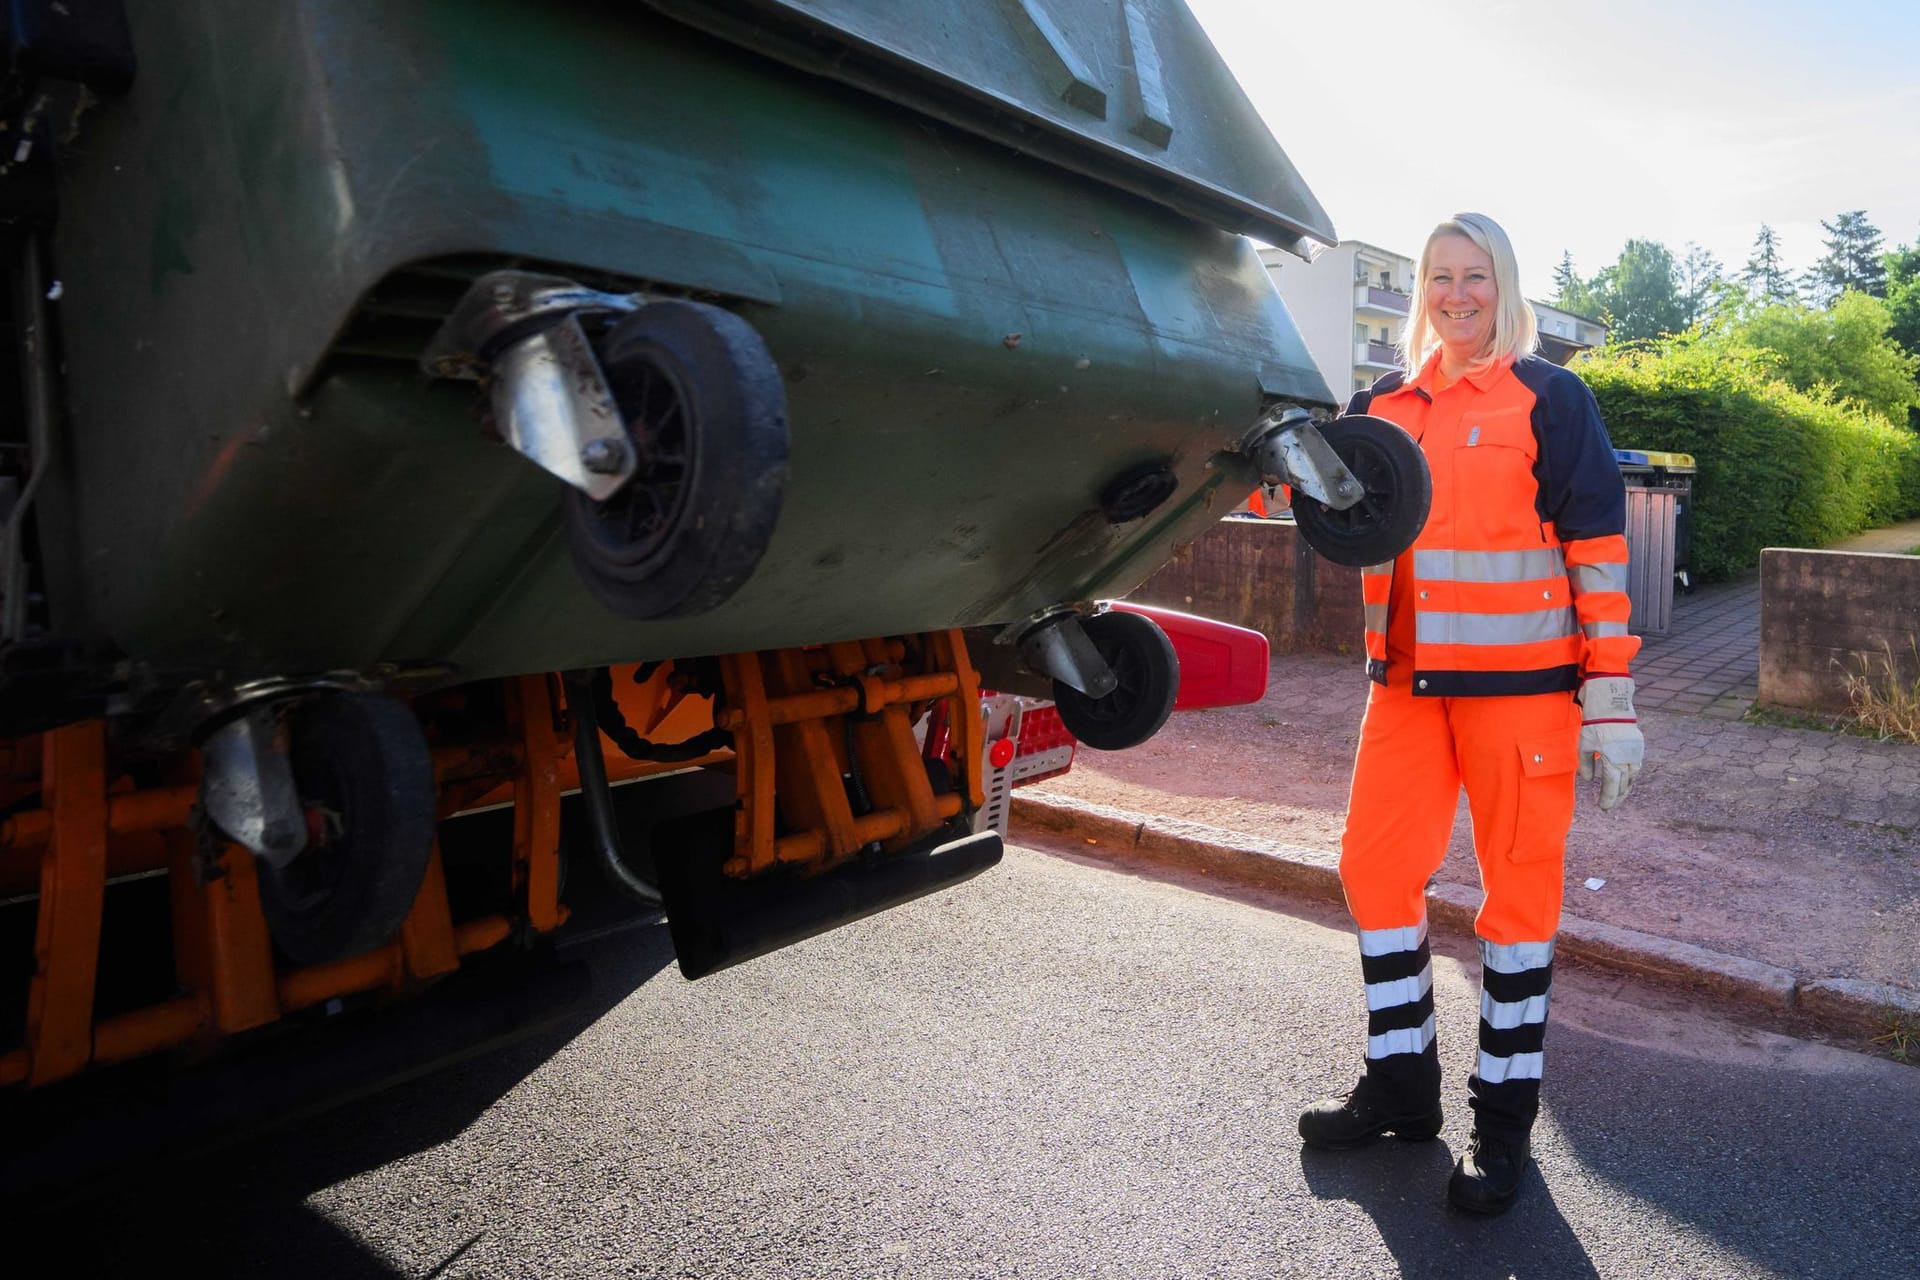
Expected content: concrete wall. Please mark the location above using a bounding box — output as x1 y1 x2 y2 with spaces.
1759 548 1920 713
1124 518 1363 655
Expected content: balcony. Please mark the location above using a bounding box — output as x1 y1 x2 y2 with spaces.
1355 340 1399 369
1354 282 1410 315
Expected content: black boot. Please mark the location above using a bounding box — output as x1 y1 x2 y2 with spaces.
1449 938 1554 1214
1298 1069 1443 1150
1448 1129 1529 1214
1302 922 1444 1149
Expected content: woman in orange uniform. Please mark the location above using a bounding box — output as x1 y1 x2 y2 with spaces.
1296 213 1644 1216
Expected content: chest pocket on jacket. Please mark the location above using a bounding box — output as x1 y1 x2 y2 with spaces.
1453 409 1540 547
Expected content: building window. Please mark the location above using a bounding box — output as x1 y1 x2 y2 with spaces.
1355 323 1368 344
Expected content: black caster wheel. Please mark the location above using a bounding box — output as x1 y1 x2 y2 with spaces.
1051 610 1179 751
256 693 438 966
1291 414 1432 567
564 300 790 619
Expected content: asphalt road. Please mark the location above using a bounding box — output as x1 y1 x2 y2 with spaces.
22 842 1920 1279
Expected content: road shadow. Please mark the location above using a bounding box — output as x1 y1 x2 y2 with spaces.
1300 1138 1601 1279
1543 1018 1920 1278
2 769 736 1275
8 911 679 1278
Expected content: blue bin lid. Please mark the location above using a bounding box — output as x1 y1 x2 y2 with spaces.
1613 449 1649 466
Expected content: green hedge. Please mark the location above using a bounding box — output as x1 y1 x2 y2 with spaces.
1573 344 1920 580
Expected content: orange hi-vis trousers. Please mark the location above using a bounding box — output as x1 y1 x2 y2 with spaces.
1340 680 1583 947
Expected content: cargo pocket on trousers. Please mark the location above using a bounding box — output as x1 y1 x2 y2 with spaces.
1508 730 1579 863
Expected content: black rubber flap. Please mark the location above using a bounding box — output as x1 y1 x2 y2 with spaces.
642 0 1335 252
656 812 1005 980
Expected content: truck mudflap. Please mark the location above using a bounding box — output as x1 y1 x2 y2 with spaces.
658 818 1002 981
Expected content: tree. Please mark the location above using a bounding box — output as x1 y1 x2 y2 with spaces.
1551 251 1598 317
1739 224 1794 305
1590 239 1685 342
1883 231 1920 427
1803 210 1887 305
1722 290 1920 425
1885 231 1920 360
1886 234 1920 292
1678 242 1724 328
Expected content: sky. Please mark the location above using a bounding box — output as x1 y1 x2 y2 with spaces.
1185 0 1920 302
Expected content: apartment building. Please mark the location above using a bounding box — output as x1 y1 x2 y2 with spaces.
1261 242 1608 399
1260 241 1413 403
1531 299 1608 364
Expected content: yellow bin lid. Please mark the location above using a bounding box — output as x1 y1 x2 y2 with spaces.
1641 450 1696 472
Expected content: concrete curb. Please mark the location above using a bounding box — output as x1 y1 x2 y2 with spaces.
1011 792 1917 1047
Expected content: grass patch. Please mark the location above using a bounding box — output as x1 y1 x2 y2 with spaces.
1873 1010 1915 1064
1841 640 1920 745
1741 704 1857 735
1743 681 1920 744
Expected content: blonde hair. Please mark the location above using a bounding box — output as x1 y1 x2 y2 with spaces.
1400 212 1538 374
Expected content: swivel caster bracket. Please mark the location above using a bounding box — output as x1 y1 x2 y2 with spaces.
1013 608 1118 699
199 706 308 868
422 270 649 501
1241 406 1364 511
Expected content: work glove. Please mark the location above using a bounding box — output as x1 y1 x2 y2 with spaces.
1577 675 1643 812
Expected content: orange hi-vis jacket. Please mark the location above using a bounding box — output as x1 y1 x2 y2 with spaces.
1348 354 1639 696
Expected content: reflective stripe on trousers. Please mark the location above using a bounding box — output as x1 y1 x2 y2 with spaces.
1477 939 1553 1086
1359 921 1435 1061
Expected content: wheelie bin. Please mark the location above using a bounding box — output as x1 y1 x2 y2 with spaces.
0 0 1432 1091
1615 448 1693 635
1647 451 1697 592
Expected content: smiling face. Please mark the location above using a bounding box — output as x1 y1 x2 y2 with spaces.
1424 233 1498 368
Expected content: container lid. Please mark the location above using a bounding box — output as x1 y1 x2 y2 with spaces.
1613 449 1650 467
1641 450 1697 472
642 0 1337 256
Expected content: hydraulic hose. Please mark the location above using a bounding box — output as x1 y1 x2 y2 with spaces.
561 670 663 909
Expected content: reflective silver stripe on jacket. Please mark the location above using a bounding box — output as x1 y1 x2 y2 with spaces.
1569 561 1630 596
1582 619 1632 640
1414 547 1566 583
1415 608 1578 647
1363 564 1392 635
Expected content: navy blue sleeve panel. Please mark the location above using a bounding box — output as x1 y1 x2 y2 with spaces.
1344 370 1406 417
1511 356 1625 542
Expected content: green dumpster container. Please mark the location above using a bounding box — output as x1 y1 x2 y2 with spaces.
15 0 1343 731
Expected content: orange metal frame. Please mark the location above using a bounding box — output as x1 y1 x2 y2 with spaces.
0 631 986 1088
